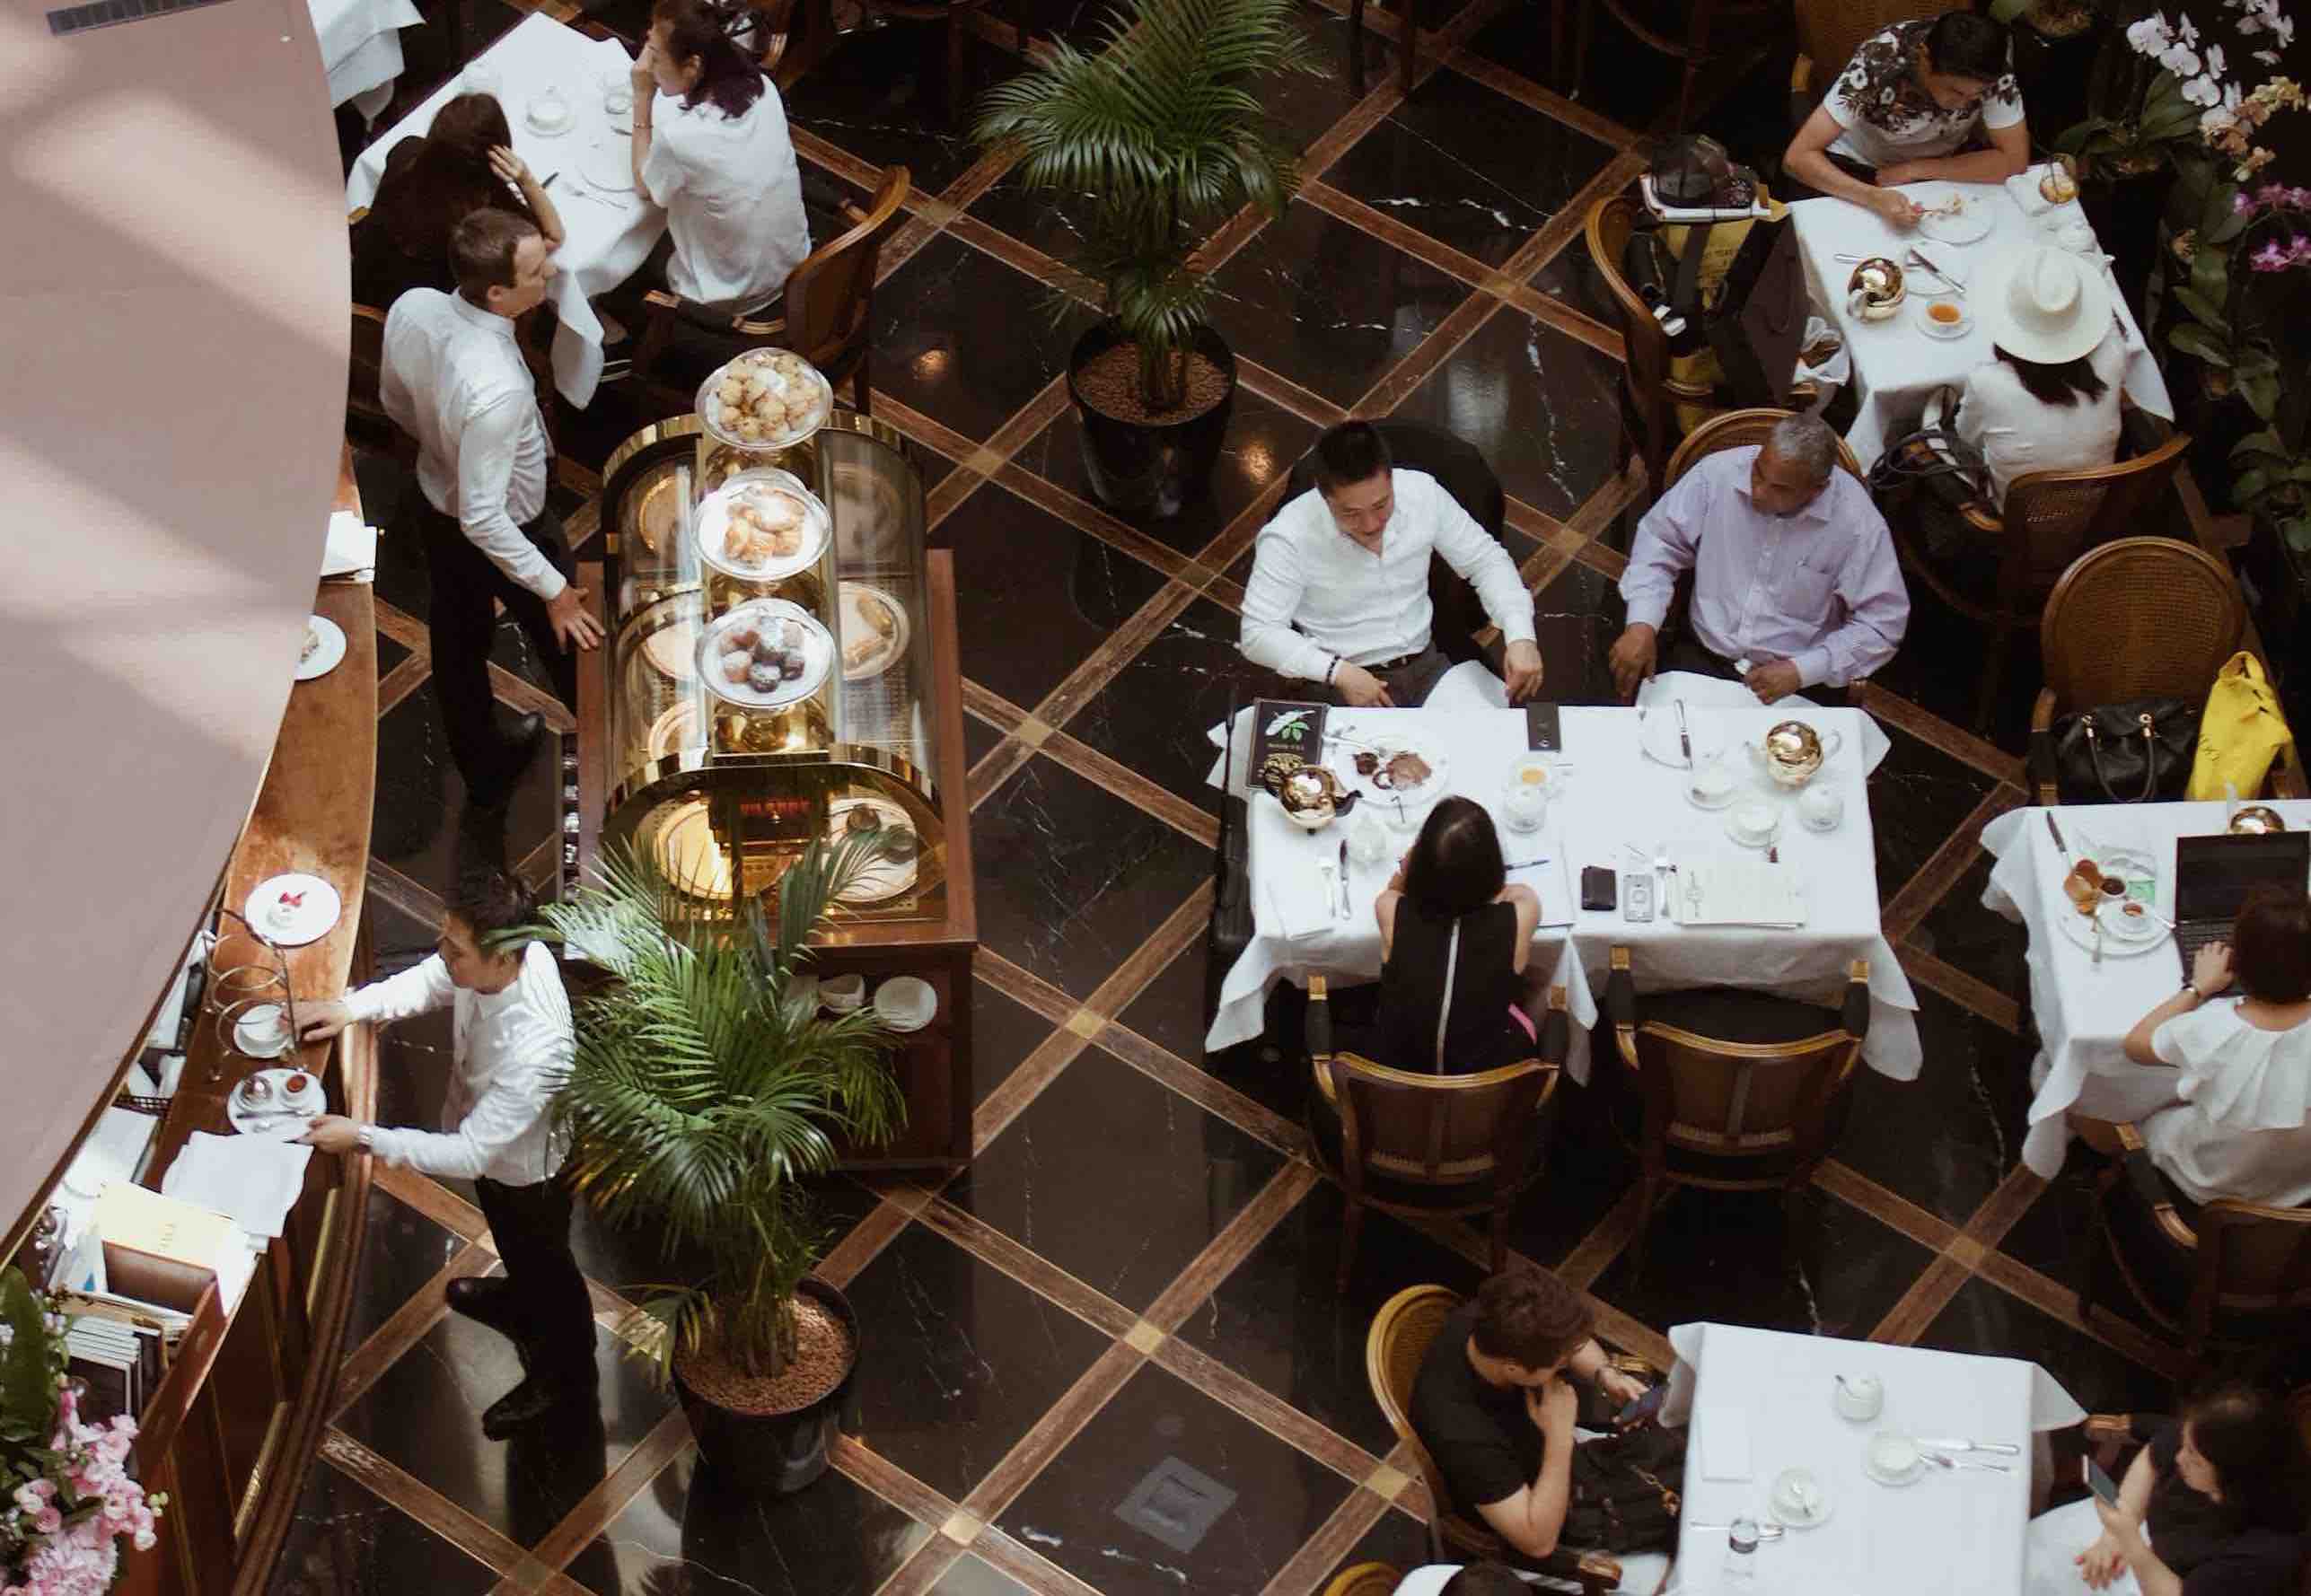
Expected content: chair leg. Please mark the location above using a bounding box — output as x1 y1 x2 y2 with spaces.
1627 1171 1662 1278
1396 0 1418 98
1338 1198 1368 1290
1674 57 1699 133
850 358 869 415
1347 0 1367 96
2076 1191 2107 1324
1571 0 1595 102
1973 623 2011 736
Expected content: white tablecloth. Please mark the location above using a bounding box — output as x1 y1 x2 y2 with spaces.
1203 671 1922 1083
314 0 423 113
346 13 664 407
1981 801 2311 1177
1662 1322 2084 1596
1788 180 2175 471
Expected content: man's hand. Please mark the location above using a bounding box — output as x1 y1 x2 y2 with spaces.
1525 1377 1579 1441
2076 1530 2131 1591
549 586 606 652
1868 188 1923 230
1502 640 1544 704
1334 663 1394 708
1746 659 1804 705
299 1115 365 1155
297 999 353 1044
1608 624 1657 701
1595 1365 1648 1408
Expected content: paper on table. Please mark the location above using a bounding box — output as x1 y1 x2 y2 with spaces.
1263 879 1328 942
1697 1403 1753 1481
1682 861 1807 927
323 510 378 580
160 1132 313 1241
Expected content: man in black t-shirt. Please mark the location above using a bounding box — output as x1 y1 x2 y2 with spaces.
1407 1268 1649 1564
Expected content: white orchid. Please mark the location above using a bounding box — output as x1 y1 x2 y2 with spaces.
2206 42 2228 78
2176 12 2201 42
2184 73 2224 104
2126 10 2174 53
2162 41 2204 75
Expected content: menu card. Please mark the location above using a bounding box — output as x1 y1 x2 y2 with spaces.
1251 700 1327 775
1680 861 1807 927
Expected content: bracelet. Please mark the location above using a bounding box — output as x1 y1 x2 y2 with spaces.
2182 982 2203 1004
1324 657 1340 686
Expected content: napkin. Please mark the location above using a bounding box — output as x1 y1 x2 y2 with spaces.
1263 880 1329 943
160 1132 312 1241
1697 1403 1753 1481
323 510 377 581
2004 163 2078 218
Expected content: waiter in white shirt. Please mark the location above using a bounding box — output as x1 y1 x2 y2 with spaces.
381 209 606 811
298 870 594 1439
1241 423 1543 708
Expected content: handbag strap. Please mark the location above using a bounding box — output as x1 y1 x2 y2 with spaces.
2082 716 2160 804
1433 920 1461 1074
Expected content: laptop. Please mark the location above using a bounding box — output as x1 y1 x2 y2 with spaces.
2171 831 2311 987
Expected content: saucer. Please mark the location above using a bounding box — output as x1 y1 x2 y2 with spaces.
294 616 347 681
1724 807 1781 849
1864 1433 1927 1486
1917 301 1973 339
1797 805 1844 834
233 1004 295 1060
1687 780 1738 811
244 873 342 947
2104 899 2166 943
226 1067 322 1140
1771 1469 1832 1527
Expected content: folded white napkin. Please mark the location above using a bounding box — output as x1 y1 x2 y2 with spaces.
2005 163 2069 217
161 1131 313 1240
1263 880 1329 942
323 510 377 581
1698 1403 1753 1481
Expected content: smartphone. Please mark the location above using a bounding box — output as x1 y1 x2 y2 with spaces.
1622 873 1655 922
1615 1385 1666 1428
2083 1456 2121 1508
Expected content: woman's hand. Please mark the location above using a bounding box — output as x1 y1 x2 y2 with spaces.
2075 1530 2131 1590
1387 853 1408 893
2192 941 2234 996
1868 188 1922 230
488 145 533 188
630 42 658 91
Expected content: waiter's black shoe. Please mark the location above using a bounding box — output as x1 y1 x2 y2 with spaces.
480 1372 593 1440
468 713 549 811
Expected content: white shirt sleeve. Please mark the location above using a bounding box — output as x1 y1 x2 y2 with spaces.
1424 480 1535 645
1240 525 1334 682
365 1065 556 1179
342 955 456 1024
639 96 685 208
458 390 567 601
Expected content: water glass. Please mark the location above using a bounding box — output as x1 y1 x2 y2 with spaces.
602 68 634 117
1721 1515 1759 1587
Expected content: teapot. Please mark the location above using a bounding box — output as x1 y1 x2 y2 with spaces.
1845 258 1905 322
1747 720 1843 788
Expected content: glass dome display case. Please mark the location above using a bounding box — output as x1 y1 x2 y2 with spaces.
569 400 976 1170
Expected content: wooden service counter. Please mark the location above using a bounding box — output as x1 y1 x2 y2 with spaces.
11 452 381 1596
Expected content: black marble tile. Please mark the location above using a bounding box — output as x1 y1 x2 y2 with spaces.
962 707 1006 772
1864 718 1996 908
267 1458 501 1596
1831 986 2034 1228
371 690 564 896
1062 597 1296 807
344 1187 463 1360
1911 851 2030 1000
1919 1274 2175 1420
1115 939 1316 1127
967 752 1214 999
782 27 1015 195
336 1310 674 1550
870 235 1099 446
1994 1155 2105 1300
376 629 412 680
945 1040 1289 1311
573 1445 933 1596
1009 388 1317 561
1327 1504 1436 1588
994 1360 1356 1595
1386 304 1621 520
1589 1184 1938 1341
1529 235 1622 334
971 976 1057 1105
1202 201 1473 410
840 1222 1112 1498
935 481 1173 715
1499 1079 1641 1267
1326 69 1613 267
1175 1180 1487 1457
1530 554 1622 706
1260 0 1387 158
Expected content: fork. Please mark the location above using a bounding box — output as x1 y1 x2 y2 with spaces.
1920 1451 2011 1475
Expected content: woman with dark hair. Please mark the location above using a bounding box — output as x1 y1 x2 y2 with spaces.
351 93 565 309
626 0 811 314
2120 885 2311 1207
1782 13 2028 228
1373 796 1541 1071
1955 245 2128 505
2026 1381 2310 1596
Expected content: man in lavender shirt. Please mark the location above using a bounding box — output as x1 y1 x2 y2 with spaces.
1609 412 1908 706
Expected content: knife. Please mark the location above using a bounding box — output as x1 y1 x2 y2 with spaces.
1912 1438 2021 1455
1909 246 1965 295
2044 811 2070 860
1337 837 1351 918
1674 699 1692 768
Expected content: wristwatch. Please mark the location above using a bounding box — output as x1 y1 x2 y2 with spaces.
2181 982 2204 1004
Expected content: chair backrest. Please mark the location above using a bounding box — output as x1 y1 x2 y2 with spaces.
1320 1565 1402 1596
1794 0 1968 94
784 165 909 367
1586 194 1669 422
1998 431 2192 599
1625 1022 1862 1168
1366 1285 1501 1556
1665 407 1865 491
348 303 391 425
2194 1199 2311 1321
2039 536 2246 714
1329 1054 1556 1186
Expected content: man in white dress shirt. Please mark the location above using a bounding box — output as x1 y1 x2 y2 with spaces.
1241 423 1543 708
298 870 593 1439
382 209 606 810
1610 412 1908 706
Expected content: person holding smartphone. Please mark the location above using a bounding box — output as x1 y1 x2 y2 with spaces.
2025 1382 2309 1596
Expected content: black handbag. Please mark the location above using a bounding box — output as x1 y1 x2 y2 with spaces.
1560 1424 1685 1555
2052 699 2201 803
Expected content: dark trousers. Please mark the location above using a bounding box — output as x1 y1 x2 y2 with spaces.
475 1174 595 1382
1664 634 1850 709
417 503 576 804
1326 645 1454 709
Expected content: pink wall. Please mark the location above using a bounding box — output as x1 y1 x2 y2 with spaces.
0 0 349 1226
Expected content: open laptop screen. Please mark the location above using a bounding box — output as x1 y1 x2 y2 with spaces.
2173 831 2311 924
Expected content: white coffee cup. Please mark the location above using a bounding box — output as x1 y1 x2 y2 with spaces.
1797 785 1845 831
242 1004 291 1050
1868 1432 1920 1477
1732 800 1778 846
1832 1372 1883 1421
1692 756 1735 802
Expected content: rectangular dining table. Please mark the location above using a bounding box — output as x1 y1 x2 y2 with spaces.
1661 1321 2085 1596
1981 800 2311 1177
1786 166 2174 471
345 12 663 408
312 0 424 116
1203 671 1924 1084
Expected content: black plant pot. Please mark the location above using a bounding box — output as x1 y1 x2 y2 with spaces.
670 1276 861 1494
1068 320 1238 520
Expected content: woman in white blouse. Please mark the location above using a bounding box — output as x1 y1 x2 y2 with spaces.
626 0 811 314
1783 13 2028 231
2122 887 2311 1208
1956 247 2128 507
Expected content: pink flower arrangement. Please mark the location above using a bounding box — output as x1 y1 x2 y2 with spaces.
0 1363 166 1596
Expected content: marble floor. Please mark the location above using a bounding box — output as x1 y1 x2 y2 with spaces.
286 4 2216 1594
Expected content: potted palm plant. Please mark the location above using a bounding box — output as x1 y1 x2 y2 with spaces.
975 0 1318 518
535 835 903 1493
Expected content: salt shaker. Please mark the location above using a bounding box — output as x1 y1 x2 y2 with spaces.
1721 1515 1760 1588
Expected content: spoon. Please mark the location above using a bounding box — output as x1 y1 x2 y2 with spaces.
1919 1450 2011 1475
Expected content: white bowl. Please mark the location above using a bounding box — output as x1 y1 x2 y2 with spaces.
821 973 866 1012
874 976 937 1031
1867 1432 1922 1481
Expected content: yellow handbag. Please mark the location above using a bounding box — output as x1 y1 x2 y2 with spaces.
2187 651 2296 801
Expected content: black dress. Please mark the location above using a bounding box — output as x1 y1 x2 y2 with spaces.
350 139 532 311
1376 899 1530 1072
2140 1422 2306 1596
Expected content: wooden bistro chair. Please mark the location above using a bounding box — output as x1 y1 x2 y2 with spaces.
1604 947 1871 1276
625 165 909 419
1367 1285 1639 1596
2080 1389 2311 1491
1892 425 2191 735
1788 0 1967 131
1586 192 1702 512
2080 1121 2311 1363
1320 1566 1402 1596
2031 536 2307 803
1305 978 1568 1286
1568 0 1791 136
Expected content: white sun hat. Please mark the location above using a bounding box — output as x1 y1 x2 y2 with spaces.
1978 244 2113 366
